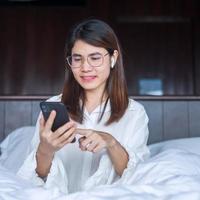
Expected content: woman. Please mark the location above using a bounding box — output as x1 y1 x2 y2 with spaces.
17 19 149 195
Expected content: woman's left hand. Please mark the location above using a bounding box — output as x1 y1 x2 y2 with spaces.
76 129 116 153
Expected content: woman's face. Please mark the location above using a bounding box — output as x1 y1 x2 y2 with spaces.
70 40 114 94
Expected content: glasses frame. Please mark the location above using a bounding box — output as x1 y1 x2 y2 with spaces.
66 52 110 69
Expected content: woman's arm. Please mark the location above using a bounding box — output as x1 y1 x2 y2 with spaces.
36 111 76 178
36 144 54 178
77 129 128 176
106 138 129 176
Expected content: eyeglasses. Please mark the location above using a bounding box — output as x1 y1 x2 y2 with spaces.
66 52 109 68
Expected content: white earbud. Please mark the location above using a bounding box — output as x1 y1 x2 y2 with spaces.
111 57 115 68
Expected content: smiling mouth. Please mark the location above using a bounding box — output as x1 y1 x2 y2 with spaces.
81 76 97 81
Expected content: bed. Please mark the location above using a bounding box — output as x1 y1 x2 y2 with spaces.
0 126 200 200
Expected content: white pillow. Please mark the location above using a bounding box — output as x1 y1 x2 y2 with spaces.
0 126 35 173
118 137 200 185
149 137 200 157
121 148 200 185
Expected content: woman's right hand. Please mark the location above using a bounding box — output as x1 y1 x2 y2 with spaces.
37 110 76 157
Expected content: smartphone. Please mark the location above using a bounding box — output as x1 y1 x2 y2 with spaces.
40 101 76 143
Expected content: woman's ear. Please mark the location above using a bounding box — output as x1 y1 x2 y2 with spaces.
110 50 118 69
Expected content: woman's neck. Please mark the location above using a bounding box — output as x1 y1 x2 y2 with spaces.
84 90 108 113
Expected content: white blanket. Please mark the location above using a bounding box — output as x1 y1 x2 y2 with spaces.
1 127 200 200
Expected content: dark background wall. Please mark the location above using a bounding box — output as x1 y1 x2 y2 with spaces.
0 0 199 96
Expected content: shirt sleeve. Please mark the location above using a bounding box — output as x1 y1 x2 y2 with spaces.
17 112 69 195
83 104 150 189
118 105 150 184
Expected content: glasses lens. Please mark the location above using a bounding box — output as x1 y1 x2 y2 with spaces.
67 53 106 68
67 56 82 68
88 54 103 67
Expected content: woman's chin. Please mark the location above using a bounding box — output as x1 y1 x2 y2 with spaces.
80 84 98 91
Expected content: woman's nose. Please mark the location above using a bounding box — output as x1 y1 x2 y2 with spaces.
81 59 93 71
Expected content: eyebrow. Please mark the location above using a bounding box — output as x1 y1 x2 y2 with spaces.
72 53 82 57
72 52 102 57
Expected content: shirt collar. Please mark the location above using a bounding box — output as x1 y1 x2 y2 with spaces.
83 98 111 115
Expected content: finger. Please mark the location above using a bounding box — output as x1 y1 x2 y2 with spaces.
92 144 104 153
44 110 56 131
76 128 92 137
60 133 76 148
78 136 86 143
81 135 95 148
86 141 98 152
78 137 87 151
79 144 87 151
56 126 76 144
53 121 76 139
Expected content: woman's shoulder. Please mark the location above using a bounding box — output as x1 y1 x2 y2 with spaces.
122 98 148 122
46 94 62 102
127 98 146 112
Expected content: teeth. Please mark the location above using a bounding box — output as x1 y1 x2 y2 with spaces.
81 76 96 80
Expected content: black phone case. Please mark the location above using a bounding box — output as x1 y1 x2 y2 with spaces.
40 101 70 131
40 101 76 143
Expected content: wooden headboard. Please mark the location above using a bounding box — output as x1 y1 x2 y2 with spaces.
1 96 200 144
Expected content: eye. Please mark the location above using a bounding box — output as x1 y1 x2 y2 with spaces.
90 55 101 60
72 56 82 62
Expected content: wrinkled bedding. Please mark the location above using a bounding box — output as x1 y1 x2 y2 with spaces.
0 127 200 200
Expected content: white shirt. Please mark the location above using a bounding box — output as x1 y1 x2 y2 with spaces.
17 95 149 195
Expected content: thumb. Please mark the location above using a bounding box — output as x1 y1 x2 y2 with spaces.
44 110 56 131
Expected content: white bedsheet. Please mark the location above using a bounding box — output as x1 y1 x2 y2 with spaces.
1 127 200 200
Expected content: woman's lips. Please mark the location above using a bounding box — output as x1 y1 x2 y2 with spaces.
80 76 97 82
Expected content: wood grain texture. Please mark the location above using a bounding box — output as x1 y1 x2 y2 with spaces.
1 98 200 144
